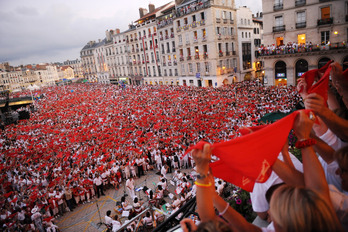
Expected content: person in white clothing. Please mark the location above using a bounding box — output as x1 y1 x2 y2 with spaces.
126 177 135 199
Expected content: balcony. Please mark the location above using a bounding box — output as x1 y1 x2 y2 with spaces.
296 22 306 28
295 0 306 6
187 55 192 60
163 63 166 67
168 61 172 66
177 27 181 32
226 51 230 56
317 17 333 26
232 51 236 55
194 54 200 60
216 18 221 23
202 36 207 42
180 56 184 61
274 4 283 11
219 52 223 57
223 19 228 24
204 53 208 59
172 48 176 52
273 25 285 32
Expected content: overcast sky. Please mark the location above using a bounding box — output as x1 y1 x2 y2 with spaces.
0 0 262 66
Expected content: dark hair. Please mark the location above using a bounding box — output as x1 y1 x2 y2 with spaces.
146 212 150 217
106 210 111 216
121 196 126 202
265 183 285 204
134 197 138 203
158 185 163 191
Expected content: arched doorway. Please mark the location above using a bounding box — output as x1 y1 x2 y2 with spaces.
244 72 252 81
222 78 229 85
295 59 308 79
343 56 348 71
275 61 287 86
318 57 331 69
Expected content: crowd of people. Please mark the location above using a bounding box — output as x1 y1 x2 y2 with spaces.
179 61 348 232
257 42 316 56
0 80 300 231
2 63 346 232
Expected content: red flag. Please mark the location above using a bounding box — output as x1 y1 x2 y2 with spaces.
185 110 313 191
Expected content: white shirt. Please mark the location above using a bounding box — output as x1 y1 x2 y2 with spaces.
93 176 102 186
250 152 303 213
105 215 113 225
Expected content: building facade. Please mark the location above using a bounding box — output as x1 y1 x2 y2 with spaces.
80 41 98 82
174 0 238 87
261 0 348 86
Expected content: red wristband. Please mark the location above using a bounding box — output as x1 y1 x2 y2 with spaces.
295 138 316 149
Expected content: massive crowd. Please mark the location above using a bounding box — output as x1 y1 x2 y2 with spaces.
0 81 300 231
1 62 347 232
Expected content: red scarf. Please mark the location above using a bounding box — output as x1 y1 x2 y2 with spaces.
186 110 313 191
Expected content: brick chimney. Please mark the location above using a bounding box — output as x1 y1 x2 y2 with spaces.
149 4 155 13
139 8 148 18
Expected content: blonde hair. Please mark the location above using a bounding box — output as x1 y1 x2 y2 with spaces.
270 185 341 232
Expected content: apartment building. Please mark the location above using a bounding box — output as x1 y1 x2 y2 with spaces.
80 41 98 82
261 0 348 86
174 0 238 87
63 59 84 79
236 6 264 81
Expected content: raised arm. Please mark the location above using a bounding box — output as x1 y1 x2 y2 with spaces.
305 93 348 141
293 111 331 202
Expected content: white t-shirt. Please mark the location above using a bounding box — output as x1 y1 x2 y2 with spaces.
105 215 113 225
250 152 303 213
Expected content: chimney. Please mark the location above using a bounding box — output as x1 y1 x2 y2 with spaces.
105 30 111 41
149 4 155 13
139 8 148 18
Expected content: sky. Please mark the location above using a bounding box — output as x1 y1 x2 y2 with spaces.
0 0 262 66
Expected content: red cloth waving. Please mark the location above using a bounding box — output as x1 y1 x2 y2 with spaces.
301 60 333 103
186 110 313 192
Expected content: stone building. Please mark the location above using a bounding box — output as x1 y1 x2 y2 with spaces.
174 0 238 87
261 0 348 86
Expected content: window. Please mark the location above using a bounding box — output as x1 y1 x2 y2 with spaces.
177 21 181 27
189 63 193 73
193 15 196 22
298 34 306 44
297 11 306 23
321 31 330 45
184 18 188 25
242 32 244 38
181 64 185 73
205 62 210 72
275 16 283 26
201 12 205 20
321 6 330 19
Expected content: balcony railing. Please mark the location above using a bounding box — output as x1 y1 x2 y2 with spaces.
257 42 347 57
273 25 285 32
273 4 283 11
232 51 236 55
216 18 221 23
296 22 306 28
295 0 306 6
317 17 333 26
223 19 228 24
